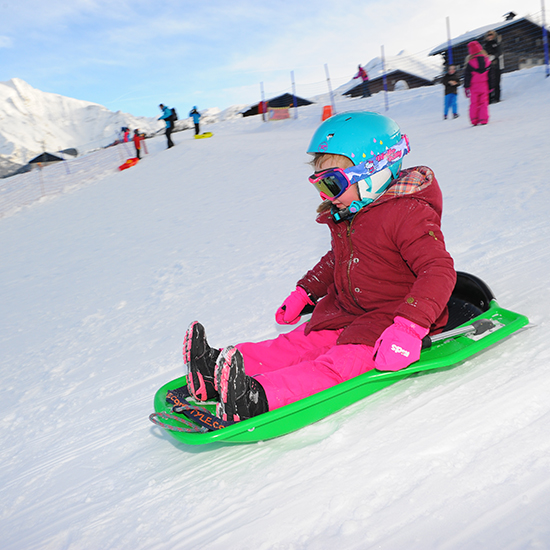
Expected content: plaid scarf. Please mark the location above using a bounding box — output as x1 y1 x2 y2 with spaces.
385 166 434 197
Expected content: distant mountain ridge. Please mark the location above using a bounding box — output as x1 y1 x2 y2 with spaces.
0 78 161 178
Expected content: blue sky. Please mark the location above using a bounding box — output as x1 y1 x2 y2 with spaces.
0 0 544 117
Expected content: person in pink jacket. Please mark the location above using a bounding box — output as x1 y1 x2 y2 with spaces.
464 41 491 126
184 111 456 422
353 64 371 97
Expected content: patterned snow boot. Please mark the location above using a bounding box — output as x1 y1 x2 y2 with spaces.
215 346 268 422
183 321 220 401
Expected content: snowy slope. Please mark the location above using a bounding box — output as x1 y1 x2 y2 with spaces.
1 67 550 550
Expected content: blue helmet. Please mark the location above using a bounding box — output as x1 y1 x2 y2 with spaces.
307 111 407 180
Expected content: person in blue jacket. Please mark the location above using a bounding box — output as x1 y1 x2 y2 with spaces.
158 104 175 148
189 106 201 136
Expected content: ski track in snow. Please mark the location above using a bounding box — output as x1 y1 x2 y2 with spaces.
1 66 550 549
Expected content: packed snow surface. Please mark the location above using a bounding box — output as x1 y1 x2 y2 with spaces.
1 67 549 549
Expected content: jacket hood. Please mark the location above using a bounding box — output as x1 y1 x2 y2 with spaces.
468 40 483 55
376 165 441 216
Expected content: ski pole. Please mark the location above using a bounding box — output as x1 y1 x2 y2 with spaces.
422 318 495 349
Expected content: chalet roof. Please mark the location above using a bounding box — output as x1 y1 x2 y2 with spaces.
336 51 441 94
265 93 313 108
28 152 64 164
239 93 313 116
429 15 544 56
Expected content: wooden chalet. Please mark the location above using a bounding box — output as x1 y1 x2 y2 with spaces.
429 13 548 72
241 93 314 117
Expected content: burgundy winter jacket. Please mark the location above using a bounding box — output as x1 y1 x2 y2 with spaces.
298 166 456 347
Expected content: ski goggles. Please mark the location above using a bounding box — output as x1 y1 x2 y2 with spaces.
308 134 410 200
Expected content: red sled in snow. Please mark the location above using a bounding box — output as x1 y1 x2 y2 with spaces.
118 158 139 171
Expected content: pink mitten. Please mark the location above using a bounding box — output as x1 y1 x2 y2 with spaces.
275 287 313 325
373 316 429 371
465 88 471 98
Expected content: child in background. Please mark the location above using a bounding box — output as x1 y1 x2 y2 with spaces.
442 65 460 119
184 111 456 422
464 41 491 126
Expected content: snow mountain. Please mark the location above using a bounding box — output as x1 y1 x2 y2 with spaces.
0 78 162 177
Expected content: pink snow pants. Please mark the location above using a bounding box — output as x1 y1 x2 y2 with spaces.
236 323 375 411
469 89 489 125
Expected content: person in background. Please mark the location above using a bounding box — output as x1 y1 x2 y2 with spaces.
353 65 371 98
158 104 175 148
133 129 143 159
484 30 502 104
464 41 491 126
442 65 460 120
189 106 201 136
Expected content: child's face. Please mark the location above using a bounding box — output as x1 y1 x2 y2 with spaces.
315 154 360 210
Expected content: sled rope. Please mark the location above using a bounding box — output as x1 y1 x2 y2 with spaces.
149 411 206 433
150 384 235 432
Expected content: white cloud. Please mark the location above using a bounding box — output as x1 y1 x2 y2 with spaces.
0 36 13 48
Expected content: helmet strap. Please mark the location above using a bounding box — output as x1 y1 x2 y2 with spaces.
331 199 370 222
331 204 353 222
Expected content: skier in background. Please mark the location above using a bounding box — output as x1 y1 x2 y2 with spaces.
158 104 175 148
189 106 201 136
353 65 371 97
183 111 456 423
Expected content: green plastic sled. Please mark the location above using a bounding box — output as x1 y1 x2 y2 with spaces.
151 298 528 446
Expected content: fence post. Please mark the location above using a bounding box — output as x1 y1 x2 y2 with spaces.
116 143 126 162
324 64 336 116
446 17 454 66
381 45 389 111
291 71 298 119
38 164 45 197
260 82 267 121
542 0 550 77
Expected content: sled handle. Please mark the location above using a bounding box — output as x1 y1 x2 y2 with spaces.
422 318 495 349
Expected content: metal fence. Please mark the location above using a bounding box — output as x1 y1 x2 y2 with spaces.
0 142 135 219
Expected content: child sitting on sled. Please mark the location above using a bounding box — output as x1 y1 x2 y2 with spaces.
184 111 456 422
